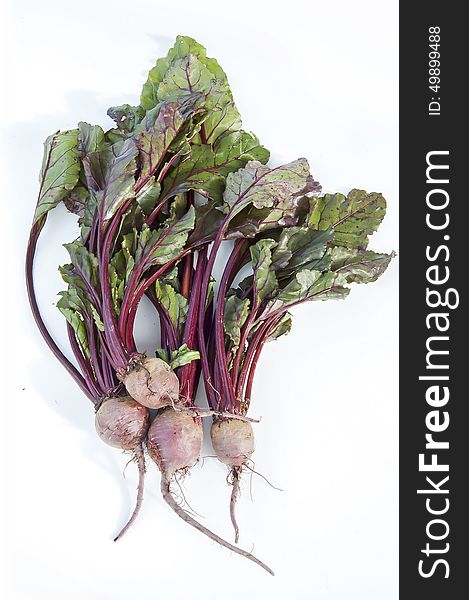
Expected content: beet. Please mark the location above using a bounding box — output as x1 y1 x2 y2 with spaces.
95 396 150 450
95 396 150 541
123 358 180 409
146 407 203 479
211 419 255 468
211 418 255 543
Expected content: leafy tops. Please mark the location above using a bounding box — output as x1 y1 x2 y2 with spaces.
28 34 393 407
140 35 241 144
220 186 393 411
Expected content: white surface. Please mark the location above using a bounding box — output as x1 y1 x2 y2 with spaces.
1 0 398 598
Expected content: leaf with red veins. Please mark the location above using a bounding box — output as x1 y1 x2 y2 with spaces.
83 139 138 223
34 129 80 223
223 158 320 220
135 103 185 188
161 130 269 203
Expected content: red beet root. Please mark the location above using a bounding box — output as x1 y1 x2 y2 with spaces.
95 396 150 541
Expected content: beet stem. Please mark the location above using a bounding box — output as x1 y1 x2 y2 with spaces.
66 323 101 399
198 224 231 407
113 445 146 542
243 316 283 406
26 223 96 402
236 319 271 401
121 248 191 347
214 240 247 411
179 249 206 401
98 203 132 370
160 477 274 575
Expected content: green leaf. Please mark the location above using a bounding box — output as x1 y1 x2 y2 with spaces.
156 55 214 103
107 104 144 135
57 290 90 359
267 312 293 341
223 158 320 220
224 295 251 354
270 227 333 279
135 206 195 268
61 124 106 235
161 130 269 202
155 348 170 363
63 185 89 218
140 36 243 145
90 304 105 331
59 263 87 295
250 239 278 305
157 265 181 292
34 130 80 222
329 246 395 283
224 196 310 240
141 37 227 107
154 280 188 336
206 276 216 309
200 99 241 146
108 240 135 315
83 138 138 222
63 240 99 293
108 262 125 315
261 269 350 320
169 194 189 222
169 344 200 370
59 245 104 321
281 270 349 303
59 308 90 358
135 102 186 186
80 190 97 241
141 36 230 104
135 179 161 216
77 122 106 155
190 195 312 247
154 344 200 369
189 198 227 246
308 189 387 249
57 285 87 313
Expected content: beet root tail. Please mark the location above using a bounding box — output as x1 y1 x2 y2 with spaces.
160 476 274 575
114 445 146 542
230 467 241 543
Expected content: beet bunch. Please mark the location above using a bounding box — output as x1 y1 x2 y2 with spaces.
26 36 393 575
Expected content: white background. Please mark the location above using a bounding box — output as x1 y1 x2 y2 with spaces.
1 1 398 598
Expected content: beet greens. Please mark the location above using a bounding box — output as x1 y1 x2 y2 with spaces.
196 172 393 540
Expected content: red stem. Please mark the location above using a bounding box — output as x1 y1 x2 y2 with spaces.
179 248 206 402
97 200 133 369
145 166 179 226
146 290 169 352
100 343 116 391
86 317 107 393
198 221 232 407
230 308 256 390
181 253 193 299
151 296 179 353
243 317 282 405
235 319 272 401
213 240 247 411
121 249 191 349
26 222 96 402
66 323 102 399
